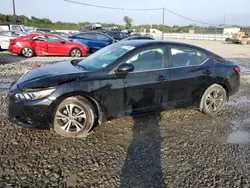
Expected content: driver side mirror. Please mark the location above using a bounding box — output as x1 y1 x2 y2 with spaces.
61 40 66 44
116 64 134 74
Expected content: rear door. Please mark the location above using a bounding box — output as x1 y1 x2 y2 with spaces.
168 45 211 108
74 33 97 52
121 46 171 114
46 35 67 55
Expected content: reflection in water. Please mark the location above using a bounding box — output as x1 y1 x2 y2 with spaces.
227 96 250 106
226 119 250 144
227 131 250 144
241 67 250 73
0 83 11 89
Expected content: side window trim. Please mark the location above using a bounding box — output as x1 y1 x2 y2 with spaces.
169 45 209 69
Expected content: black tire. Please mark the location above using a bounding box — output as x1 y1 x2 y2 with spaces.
199 84 227 115
21 47 34 58
70 48 82 57
53 96 95 138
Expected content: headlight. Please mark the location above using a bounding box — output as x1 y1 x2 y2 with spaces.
15 88 56 101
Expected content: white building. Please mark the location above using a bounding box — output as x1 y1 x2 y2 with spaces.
223 27 241 35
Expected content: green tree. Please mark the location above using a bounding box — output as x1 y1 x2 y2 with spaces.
146 28 150 33
123 16 133 29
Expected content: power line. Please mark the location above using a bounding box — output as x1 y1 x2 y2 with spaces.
64 0 162 11
64 0 221 26
163 8 219 26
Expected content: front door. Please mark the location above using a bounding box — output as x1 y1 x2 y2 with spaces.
122 46 171 114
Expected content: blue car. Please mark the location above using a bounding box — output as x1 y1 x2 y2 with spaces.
69 32 115 53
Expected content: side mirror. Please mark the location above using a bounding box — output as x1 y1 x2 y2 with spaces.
116 64 134 74
61 40 66 44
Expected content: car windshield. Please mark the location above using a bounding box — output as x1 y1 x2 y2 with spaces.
77 43 135 70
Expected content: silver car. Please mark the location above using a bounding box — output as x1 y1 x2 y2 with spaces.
0 30 27 50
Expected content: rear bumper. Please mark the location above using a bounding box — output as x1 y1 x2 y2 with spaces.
228 72 240 96
8 45 21 55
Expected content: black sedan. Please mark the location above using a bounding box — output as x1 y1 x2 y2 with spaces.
8 41 240 137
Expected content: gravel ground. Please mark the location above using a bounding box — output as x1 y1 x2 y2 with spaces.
0 41 250 187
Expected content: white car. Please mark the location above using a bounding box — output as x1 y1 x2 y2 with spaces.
0 30 27 50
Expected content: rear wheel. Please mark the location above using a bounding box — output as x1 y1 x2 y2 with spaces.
21 47 34 58
70 48 82 57
53 96 95 138
200 84 227 115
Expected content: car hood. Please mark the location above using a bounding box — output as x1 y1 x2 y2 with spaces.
11 60 92 90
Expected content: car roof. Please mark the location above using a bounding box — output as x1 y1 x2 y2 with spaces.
28 33 61 37
118 40 213 54
76 31 105 34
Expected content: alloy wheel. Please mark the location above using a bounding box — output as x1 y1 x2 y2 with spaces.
55 104 87 133
71 49 81 57
22 48 33 57
205 89 224 113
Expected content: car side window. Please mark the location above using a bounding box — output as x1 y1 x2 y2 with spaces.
96 34 110 41
11 26 22 31
125 48 165 72
47 36 61 42
171 47 208 68
0 32 11 36
79 33 97 40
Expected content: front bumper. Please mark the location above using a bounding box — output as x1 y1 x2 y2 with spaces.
8 93 53 129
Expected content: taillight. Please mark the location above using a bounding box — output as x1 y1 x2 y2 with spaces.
234 67 241 73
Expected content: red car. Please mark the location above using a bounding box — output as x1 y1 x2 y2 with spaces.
8 33 89 58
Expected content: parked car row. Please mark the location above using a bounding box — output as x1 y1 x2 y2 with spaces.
0 30 27 50
8 33 89 57
1 29 154 57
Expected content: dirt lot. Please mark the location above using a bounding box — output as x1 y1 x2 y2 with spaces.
0 40 250 187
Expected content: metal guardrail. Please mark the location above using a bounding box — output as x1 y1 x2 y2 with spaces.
152 33 232 41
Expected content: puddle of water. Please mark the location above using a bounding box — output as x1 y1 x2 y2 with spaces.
227 131 250 144
0 83 11 89
241 67 250 73
227 96 250 106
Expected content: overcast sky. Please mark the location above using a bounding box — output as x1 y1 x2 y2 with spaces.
1 0 250 26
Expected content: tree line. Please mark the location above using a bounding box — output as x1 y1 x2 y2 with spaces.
0 13 194 33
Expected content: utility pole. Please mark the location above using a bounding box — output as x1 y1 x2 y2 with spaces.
162 7 165 40
12 0 16 24
224 13 227 27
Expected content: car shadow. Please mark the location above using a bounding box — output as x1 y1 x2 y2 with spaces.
120 88 165 188
0 50 26 65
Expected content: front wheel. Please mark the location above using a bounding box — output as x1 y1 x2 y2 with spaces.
53 96 95 138
21 47 34 58
70 48 82 57
200 84 227 115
